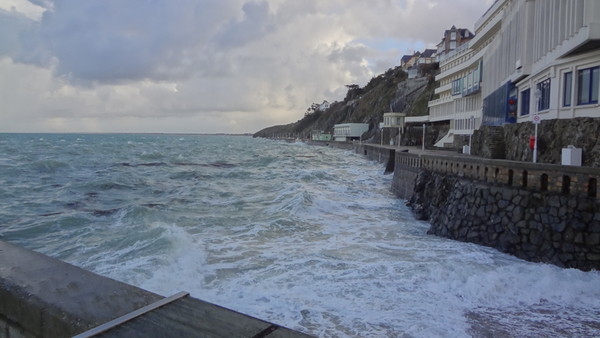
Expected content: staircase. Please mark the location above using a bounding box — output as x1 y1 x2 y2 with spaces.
434 131 455 148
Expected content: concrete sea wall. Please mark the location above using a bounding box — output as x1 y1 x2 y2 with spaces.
411 170 600 270
357 144 600 271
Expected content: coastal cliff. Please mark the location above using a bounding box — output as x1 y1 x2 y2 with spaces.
253 64 438 142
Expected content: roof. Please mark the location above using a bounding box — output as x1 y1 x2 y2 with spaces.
444 26 475 38
421 49 437 58
401 55 413 63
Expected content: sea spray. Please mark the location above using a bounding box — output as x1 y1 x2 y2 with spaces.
0 133 599 337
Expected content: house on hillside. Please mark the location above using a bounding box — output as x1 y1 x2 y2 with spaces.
418 49 437 65
318 100 330 111
403 49 438 78
401 54 414 69
436 25 474 60
401 52 420 70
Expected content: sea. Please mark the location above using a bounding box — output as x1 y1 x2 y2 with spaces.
1 133 599 337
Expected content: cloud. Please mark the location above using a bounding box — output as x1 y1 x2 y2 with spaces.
34 0 240 83
216 1 275 49
0 0 495 133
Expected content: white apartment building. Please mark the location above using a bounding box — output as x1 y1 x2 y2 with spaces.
422 0 600 148
482 0 600 124
422 11 503 147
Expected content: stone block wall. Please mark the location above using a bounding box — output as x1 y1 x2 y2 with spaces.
472 117 600 167
385 150 600 270
409 170 600 270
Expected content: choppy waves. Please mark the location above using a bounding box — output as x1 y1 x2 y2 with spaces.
1 133 600 337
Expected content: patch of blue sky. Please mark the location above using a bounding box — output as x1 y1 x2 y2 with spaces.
354 37 427 54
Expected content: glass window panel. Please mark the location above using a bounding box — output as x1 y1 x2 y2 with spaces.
592 67 599 103
578 68 590 104
521 89 530 116
563 72 572 107
537 79 551 111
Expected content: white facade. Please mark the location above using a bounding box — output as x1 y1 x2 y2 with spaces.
481 0 600 124
425 0 600 148
311 130 332 141
333 123 369 142
383 113 406 128
426 7 503 146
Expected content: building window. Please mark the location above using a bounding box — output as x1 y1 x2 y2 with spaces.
452 78 462 95
537 79 551 111
563 72 572 107
577 66 599 105
520 89 530 116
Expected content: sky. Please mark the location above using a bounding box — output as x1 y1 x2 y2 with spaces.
0 0 494 134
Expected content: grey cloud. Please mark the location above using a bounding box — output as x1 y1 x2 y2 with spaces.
215 1 275 49
0 10 30 58
27 0 237 83
328 44 368 64
0 9 49 65
1 0 497 134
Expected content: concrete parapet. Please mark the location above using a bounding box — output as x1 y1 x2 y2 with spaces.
0 240 161 337
0 240 313 338
383 147 599 199
418 155 599 199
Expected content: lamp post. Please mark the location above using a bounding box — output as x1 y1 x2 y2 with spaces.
422 123 426 151
468 115 475 155
397 114 406 148
533 88 541 163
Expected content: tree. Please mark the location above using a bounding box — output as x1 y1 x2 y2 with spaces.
304 102 321 116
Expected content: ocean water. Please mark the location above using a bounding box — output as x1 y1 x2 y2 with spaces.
1 133 599 337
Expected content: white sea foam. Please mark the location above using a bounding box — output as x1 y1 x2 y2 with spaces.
1 134 599 337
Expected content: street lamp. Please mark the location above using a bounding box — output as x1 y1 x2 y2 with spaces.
397 113 406 147
468 115 475 155
533 88 541 163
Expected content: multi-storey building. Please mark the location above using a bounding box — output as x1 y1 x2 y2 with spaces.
422 0 600 148
482 0 600 125
420 17 501 147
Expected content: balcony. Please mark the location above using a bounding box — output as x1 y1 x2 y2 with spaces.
434 83 452 95
428 96 453 108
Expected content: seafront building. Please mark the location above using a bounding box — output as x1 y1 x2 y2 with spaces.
419 0 600 148
482 0 600 125
415 16 497 147
333 123 369 142
382 112 407 145
311 130 332 141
